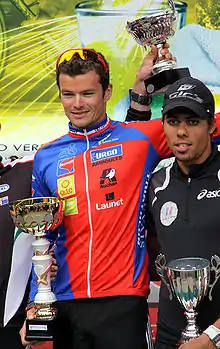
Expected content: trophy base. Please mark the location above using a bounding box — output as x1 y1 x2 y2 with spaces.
144 67 191 94
25 318 54 341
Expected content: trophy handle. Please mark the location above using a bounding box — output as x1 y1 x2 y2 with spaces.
155 254 173 300
168 0 176 13
208 255 220 301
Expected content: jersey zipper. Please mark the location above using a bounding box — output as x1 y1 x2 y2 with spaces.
83 130 93 298
185 177 191 222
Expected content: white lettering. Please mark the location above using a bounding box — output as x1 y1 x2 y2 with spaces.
96 198 123 210
197 189 220 200
169 91 203 104
177 84 196 91
96 149 117 160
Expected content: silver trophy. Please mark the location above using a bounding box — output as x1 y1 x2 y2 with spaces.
126 0 190 93
9 197 65 341
155 254 220 342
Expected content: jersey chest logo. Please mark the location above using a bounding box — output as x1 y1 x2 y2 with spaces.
160 201 178 226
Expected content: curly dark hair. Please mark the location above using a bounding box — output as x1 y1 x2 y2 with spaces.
56 50 110 95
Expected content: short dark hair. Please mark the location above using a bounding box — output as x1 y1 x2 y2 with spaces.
56 51 110 94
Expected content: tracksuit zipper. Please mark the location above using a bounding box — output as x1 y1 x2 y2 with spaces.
185 177 191 222
83 131 93 298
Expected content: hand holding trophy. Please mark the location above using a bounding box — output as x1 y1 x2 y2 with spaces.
9 197 65 341
126 0 190 94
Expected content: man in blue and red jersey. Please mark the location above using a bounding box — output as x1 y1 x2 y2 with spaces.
20 47 220 349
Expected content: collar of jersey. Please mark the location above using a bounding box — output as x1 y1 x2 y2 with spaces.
68 115 110 138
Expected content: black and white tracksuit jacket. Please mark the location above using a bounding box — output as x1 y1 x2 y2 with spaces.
147 145 220 348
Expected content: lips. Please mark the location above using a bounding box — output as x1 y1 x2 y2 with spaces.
174 143 192 152
71 111 89 118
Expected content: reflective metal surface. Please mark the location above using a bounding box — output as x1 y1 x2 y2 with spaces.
9 197 64 236
155 254 211 342
126 0 177 74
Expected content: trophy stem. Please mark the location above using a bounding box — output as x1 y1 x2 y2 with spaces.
181 310 201 342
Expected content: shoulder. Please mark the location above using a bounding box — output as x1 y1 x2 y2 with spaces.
150 159 174 187
148 160 175 205
2 154 34 169
37 134 68 153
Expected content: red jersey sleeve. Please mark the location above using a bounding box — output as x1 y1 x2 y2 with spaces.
125 118 172 159
213 112 220 141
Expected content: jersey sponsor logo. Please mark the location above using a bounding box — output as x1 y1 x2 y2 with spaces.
57 175 75 198
0 196 9 206
105 192 115 201
197 189 220 200
100 168 117 188
58 144 78 159
218 170 220 182
0 184 10 193
96 198 123 210
160 201 178 226
98 133 119 145
90 145 123 163
64 197 78 216
92 156 122 167
57 157 75 177
98 133 112 145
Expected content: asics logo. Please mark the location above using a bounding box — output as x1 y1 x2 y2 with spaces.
197 189 220 200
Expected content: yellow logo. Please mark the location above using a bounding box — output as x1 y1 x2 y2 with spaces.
57 175 75 198
65 197 78 216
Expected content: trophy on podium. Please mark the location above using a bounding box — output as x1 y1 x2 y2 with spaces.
9 197 65 341
155 254 220 342
126 0 190 93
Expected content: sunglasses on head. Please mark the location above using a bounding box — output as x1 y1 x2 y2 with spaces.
56 48 109 73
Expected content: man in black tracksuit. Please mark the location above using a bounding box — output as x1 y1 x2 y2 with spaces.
0 156 33 348
147 77 220 349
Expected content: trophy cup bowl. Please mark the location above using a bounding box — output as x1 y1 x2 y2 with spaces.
9 197 65 341
155 254 210 342
126 0 190 93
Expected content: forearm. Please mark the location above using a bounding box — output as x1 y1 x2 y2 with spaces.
125 107 151 122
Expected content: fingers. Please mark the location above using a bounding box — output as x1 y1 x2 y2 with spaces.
20 308 45 347
27 307 37 320
51 257 58 282
19 320 32 347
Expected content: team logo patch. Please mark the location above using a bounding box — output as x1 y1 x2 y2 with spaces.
0 196 9 206
65 197 78 216
90 145 123 163
57 175 75 199
0 184 10 193
160 201 178 226
217 169 220 182
57 157 75 177
100 168 117 188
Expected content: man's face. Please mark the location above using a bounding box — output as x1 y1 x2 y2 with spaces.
59 70 112 129
163 109 216 167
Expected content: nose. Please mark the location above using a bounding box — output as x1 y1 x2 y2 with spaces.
73 94 84 109
177 121 188 137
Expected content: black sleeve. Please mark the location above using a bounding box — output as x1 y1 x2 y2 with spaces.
125 107 152 122
146 190 161 281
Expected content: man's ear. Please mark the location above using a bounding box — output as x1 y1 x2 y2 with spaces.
104 84 113 102
208 117 216 135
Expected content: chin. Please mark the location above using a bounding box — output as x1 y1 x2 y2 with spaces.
71 120 89 129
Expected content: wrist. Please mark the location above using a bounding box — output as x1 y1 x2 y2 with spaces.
201 333 217 349
132 81 147 95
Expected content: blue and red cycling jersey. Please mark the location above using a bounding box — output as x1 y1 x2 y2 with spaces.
30 114 220 301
